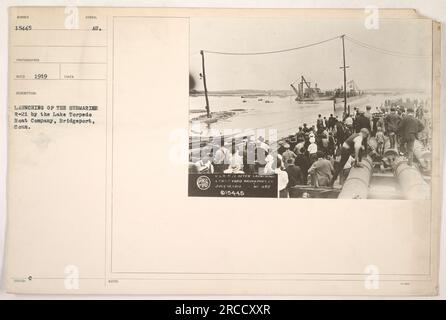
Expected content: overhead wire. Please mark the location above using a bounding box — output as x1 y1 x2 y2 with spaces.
203 35 341 56
201 34 428 59
344 35 429 59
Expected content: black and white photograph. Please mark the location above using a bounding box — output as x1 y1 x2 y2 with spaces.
188 17 432 199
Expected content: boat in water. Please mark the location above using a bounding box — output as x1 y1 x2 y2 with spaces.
291 76 335 102
290 76 363 104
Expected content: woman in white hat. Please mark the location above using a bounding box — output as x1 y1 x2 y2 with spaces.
307 136 318 164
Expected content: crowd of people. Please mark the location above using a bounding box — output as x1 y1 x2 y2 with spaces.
190 98 430 198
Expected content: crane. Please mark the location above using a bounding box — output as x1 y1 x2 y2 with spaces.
291 76 315 101
300 76 312 93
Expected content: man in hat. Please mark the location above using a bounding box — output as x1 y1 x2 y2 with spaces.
281 143 297 168
384 107 401 148
397 107 424 166
330 128 370 187
354 110 371 133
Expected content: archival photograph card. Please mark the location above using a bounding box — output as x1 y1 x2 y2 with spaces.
4 7 442 295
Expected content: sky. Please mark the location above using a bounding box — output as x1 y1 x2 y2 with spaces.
189 17 432 93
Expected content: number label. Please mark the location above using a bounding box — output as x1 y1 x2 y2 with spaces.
34 73 48 80
15 25 32 31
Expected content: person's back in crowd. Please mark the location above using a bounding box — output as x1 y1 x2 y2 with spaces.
354 111 371 133
397 107 425 165
286 159 304 187
385 107 401 133
294 147 310 185
318 132 329 155
213 143 231 173
316 114 324 131
309 151 334 187
335 120 346 147
327 132 336 156
384 107 401 148
328 114 336 130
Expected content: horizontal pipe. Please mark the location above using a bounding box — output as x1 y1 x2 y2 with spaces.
338 156 373 199
413 139 431 170
393 157 430 200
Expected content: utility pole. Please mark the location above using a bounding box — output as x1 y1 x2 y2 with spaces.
340 35 349 116
200 50 211 118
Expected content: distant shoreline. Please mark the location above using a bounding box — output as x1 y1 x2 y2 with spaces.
189 88 427 98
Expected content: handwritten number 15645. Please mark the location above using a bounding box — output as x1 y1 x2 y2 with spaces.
15 25 32 31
